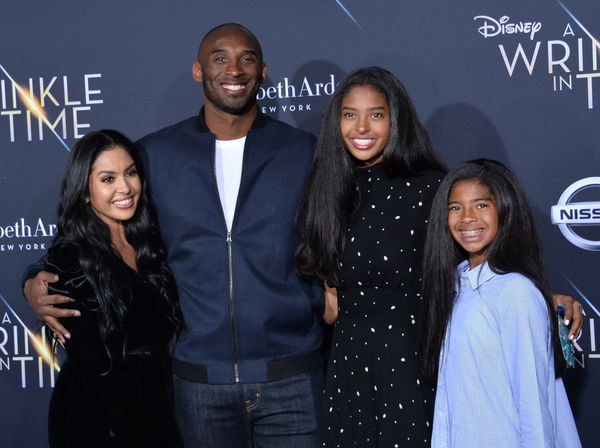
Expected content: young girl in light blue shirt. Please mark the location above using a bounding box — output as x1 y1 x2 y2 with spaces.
420 159 580 447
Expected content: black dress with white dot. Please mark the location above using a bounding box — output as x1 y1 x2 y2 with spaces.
323 163 443 447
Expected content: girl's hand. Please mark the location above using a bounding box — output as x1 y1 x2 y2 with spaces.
552 294 583 341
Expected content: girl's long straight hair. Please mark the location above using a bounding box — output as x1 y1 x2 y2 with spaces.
419 159 566 384
295 66 446 285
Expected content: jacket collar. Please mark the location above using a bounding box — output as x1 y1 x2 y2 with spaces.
193 107 268 134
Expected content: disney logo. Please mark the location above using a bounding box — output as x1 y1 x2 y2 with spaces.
474 15 542 40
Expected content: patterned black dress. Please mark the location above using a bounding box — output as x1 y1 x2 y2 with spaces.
323 164 443 447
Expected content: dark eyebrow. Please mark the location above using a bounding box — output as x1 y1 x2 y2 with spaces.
447 197 492 205
342 106 386 111
210 49 258 56
95 162 135 176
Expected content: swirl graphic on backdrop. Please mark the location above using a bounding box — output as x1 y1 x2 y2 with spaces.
0 64 71 151
557 0 599 43
563 276 600 363
334 1 365 34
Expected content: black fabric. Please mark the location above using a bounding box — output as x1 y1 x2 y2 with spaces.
46 243 181 447
171 358 208 383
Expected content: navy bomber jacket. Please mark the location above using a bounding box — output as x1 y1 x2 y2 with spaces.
137 110 323 384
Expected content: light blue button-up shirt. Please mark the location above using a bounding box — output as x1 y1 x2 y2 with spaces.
432 261 581 447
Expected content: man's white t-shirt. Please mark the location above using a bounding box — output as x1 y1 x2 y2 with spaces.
214 137 246 231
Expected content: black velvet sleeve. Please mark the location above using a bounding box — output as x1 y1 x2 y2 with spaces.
46 244 113 375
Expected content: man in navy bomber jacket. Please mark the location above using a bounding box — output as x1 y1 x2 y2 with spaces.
24 23 324 447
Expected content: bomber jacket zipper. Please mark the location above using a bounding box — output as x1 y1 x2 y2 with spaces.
211 135 245 384
227 231 241 382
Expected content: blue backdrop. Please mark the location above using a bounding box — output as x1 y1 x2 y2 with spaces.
1 1 598 446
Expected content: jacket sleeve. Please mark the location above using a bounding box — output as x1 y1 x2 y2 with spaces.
20 254 46 290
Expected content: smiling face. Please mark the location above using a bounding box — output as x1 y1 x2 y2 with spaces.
340 84 390 167
87 146 141 231
447 179 499 269
193 26 266 115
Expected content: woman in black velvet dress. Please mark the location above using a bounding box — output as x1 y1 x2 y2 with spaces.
45 130 183 447
296 67 447 447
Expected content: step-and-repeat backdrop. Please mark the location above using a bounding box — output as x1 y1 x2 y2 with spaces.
1 1 598 446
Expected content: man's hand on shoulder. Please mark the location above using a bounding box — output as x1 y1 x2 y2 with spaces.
23 271 80 344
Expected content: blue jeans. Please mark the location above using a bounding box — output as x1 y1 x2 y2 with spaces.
173 368 324 448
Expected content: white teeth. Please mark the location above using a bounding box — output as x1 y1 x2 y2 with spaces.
353 138 374 145
114 198 132 206
460 229 483 237
223 84 245 90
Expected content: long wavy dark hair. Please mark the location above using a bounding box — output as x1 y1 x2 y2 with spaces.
295 66 446 285
49 129 182 364
419 159 566 383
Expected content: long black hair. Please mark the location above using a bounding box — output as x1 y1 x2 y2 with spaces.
419 159 566 383
50 129 182 362
295 66 446 285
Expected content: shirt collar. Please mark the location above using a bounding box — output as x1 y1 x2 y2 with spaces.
458 260 498 290
193 107 268 134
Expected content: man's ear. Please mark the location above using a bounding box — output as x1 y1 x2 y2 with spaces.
260 62 267 84
192 60 203 83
